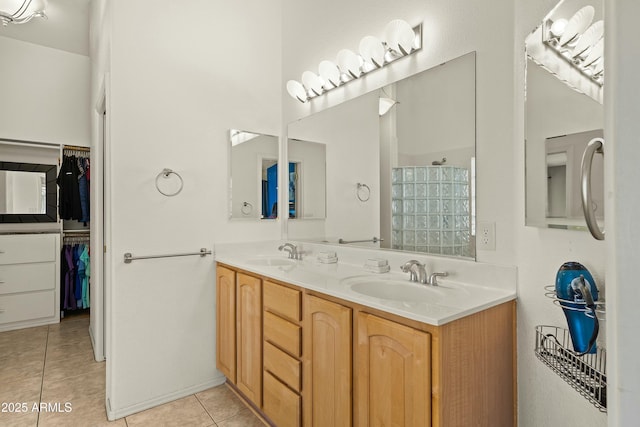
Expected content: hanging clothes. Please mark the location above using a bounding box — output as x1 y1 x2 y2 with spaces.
60 242 90 313
77 157 90 225
57 155 83 220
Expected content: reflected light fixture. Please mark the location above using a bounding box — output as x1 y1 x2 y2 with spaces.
378 97 398 116
0 0 47 26
543 5 604 85
230 129 260 146
286 18 422 103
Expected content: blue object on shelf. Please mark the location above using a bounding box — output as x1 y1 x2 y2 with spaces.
555 261 599 354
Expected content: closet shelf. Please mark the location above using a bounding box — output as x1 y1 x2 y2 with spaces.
535 325 607 412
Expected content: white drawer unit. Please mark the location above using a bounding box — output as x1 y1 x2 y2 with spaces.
0 233 60 332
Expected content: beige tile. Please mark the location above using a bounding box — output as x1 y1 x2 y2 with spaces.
0 351 45 384
0 375 41 427
0 411 38 427
37 394 125 427
41 366 105 403
42 351 104 384
196 384 248 423
45 339 94 364
125 395 214 427
0 325 48 345
216 408 265 427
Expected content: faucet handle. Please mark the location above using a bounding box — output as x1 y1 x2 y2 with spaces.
428 272 448 286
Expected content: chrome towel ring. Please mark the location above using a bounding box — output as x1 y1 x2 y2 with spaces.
357 183 371 202
155 168 184 197
241 202 253 215
580 138 604 240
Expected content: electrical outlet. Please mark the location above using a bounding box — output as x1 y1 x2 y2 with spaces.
477 221 496 251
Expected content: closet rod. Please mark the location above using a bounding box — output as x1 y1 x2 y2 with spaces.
63 145 90 152
124 248 212 264
0 138 59 150
62 230 91 235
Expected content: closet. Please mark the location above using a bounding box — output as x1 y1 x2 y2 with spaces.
59 145 91 318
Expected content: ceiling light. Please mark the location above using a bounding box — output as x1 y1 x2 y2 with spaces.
286 19 422 103
0 0 47 26
543 5 604 86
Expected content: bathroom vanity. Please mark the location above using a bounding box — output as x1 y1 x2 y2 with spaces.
215 243 516 427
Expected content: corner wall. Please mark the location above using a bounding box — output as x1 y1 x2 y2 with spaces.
0 36 90 146
98 0 283 418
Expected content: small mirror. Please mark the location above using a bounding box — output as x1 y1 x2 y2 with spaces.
0 161 57 223
525 0 604 230
287 139 326 219
229 130 279 220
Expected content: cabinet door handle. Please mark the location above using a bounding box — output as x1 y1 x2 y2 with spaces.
0 281 5 284
0 309 5 313
580 137 605 240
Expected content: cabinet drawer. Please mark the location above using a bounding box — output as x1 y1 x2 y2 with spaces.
264 311 301 357
263 280 301 322
263 371 301 427
264 341 301 392
0 234 57 265
0 263 56 295
0 291 55 324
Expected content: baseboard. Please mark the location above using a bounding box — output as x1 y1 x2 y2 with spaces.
88 326 105 362
0 316 59 332
106 374 227 421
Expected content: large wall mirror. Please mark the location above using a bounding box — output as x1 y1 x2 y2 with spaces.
288 52 476 259
228 130 279 220
0 161 57 223
525 0 604 230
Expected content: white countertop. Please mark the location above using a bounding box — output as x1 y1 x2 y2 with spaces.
214 240 517 326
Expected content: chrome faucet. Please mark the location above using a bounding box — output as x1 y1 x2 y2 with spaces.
400 260 428 284
427 272 448 286
278 243 301 260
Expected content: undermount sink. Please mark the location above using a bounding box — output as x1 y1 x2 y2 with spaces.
245 257 297 267
342 275 449 304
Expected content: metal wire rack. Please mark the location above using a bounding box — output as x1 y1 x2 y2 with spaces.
535 325 607 412
544 285 606 320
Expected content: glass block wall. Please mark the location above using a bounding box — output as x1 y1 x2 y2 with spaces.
391 166 471 256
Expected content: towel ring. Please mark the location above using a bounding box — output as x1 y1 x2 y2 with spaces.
241 202 253 215
155 168 184 197
356 183 370 202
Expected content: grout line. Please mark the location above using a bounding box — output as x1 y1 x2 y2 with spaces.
36 325 50 426
194 393 217 425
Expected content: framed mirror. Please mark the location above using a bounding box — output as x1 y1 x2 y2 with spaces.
525 0 604 230
287 52 476 259
228 130 279 220
0 161 57 223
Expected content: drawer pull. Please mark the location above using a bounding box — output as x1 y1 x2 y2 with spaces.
0 281 5 284
0 309 5 313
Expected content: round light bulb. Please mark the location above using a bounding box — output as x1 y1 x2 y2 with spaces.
550 18 568 38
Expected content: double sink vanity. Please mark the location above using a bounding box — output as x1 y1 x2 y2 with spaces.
214 240 516 427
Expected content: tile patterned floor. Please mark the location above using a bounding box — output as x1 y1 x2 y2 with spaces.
0 314 262 426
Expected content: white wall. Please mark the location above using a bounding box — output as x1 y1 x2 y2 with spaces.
515 1 607 425
604 0 640 423
0 36 90 146
287 91 379 240
95 0 282 418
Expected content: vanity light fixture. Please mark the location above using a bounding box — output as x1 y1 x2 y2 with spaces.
0 0 47 26
286 18 422 103
542 5 604 85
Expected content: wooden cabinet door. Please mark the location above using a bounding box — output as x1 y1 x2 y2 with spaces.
236 272 263 407
356 313 431 427
216 266 236 383
304 295 352 427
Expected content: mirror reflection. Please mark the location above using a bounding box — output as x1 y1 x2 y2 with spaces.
288 52 476 259
0 170 46 214
525 0 604 230
229 130 279 220
287 139 326 219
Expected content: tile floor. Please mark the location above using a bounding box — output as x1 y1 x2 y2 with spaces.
0 314 263 426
